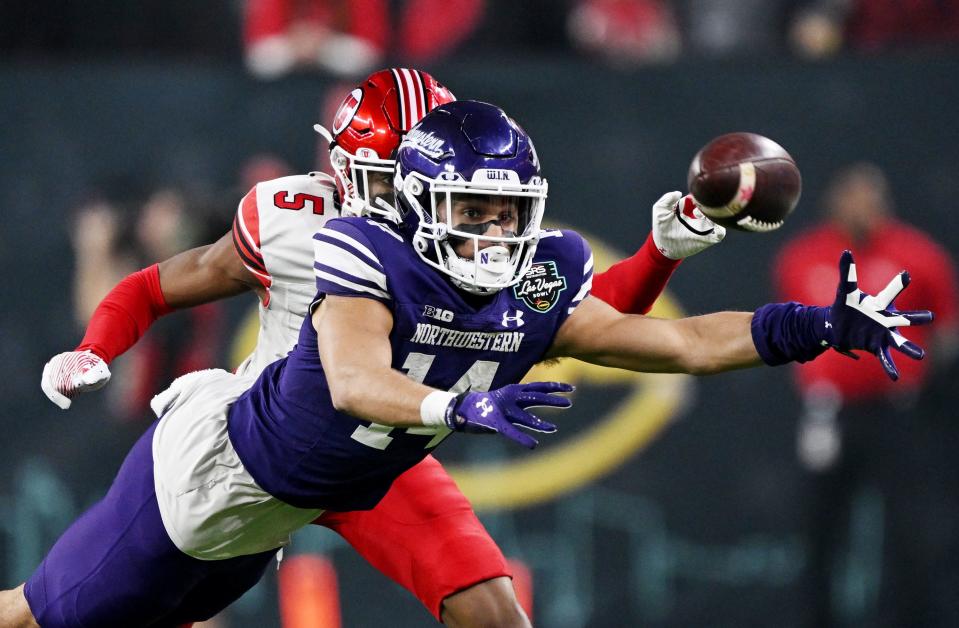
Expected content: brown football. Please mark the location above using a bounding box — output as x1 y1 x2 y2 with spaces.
687 132 801 232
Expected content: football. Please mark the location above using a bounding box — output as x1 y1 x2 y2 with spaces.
687 132 801 232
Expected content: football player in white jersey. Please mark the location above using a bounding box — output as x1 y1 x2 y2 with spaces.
38 69 725 626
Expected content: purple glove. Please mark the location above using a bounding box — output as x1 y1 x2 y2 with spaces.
753 250 934 380
444 382 572 449
824 249 934 380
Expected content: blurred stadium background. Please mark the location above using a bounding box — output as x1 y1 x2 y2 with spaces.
1 1 958 626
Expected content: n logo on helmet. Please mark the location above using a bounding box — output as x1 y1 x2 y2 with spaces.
332 88 364 135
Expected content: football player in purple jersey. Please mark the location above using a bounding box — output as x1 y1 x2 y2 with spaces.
2 101 932 628
36 67 726 627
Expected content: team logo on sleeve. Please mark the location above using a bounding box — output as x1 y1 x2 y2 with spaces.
513 261 567 313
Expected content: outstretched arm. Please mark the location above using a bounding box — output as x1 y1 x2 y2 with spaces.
549 251 933 379
591 192 725 315
81 233 258 360
547 295 761 374
41 231 260 409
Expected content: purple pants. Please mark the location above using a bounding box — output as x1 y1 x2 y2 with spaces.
24 420 277 628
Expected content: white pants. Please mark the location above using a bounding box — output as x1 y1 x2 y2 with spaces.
151 369 323 560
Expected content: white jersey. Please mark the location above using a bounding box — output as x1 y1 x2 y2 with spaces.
151 173 337 558
231 172 337 376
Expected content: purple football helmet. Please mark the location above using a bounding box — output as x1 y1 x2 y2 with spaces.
394 100 548 294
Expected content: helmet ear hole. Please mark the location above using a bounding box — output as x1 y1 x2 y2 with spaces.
329 146 350 174
407 177 423 196
413 234 429 253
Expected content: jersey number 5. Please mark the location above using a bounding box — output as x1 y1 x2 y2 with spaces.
273 191 325 214
350 353 500 450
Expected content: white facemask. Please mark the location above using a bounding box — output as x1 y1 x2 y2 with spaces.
444 245 514 294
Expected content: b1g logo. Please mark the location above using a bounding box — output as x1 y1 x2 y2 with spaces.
423 305 454 322
513 261 567 313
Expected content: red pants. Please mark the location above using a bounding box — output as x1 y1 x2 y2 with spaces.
314 455 510 620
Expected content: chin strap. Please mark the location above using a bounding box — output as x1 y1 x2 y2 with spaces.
313 124 335 147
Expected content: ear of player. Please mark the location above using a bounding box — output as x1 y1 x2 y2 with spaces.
825 250 934 380
443 382 574 449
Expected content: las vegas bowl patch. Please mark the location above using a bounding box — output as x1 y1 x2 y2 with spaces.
513 262 567 313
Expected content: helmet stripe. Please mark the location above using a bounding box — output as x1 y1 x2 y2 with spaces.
398 68 420 130
390 68 408 130
411 69 428 123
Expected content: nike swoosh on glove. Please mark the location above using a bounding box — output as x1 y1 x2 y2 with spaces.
444 382 573 448
651 191 726 260
824 250 934 380
41 350 112 409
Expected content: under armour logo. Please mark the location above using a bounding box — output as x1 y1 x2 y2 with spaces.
501 310 525 328
476 397 494 418
825 321 833 328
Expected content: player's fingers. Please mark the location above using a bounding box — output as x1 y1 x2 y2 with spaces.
875 271 909 309
895 341 925 361
521 382 574 395
76 362 111 391
897 310 935 326
499 422 539 449
674 195 717 237
507 408 558 434
655 191 683 214
877 346 900 381
889 331 925 361
836 250 858 299
516 391 573 410
708 222 727 243
40 362 72 410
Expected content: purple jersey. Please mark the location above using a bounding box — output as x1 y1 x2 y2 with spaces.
228 217 593 511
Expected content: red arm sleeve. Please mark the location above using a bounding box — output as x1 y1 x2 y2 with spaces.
75 263 174 363
591 232 682 315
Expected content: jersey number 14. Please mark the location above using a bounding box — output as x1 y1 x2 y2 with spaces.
350 353 499 450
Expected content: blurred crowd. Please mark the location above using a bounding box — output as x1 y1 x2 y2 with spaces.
775 163 959 627
68 155 292 423
3 0 959 77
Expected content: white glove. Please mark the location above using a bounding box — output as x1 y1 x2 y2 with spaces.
41 350 112 410
651 191 726 260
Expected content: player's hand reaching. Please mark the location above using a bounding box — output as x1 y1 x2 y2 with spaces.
443 382 572 449
41 350 112 409
823 250 934 380
651 191 726 260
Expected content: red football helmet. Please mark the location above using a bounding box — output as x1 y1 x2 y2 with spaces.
315 68 455 221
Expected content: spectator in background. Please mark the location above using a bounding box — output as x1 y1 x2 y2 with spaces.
243 0 485 78
673 0 797 57
791 0 959 58
773 162 959 627
71 189 225 422
567 0 681 65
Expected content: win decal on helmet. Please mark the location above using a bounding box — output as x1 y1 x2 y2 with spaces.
395 100 549 295
314 68 455 223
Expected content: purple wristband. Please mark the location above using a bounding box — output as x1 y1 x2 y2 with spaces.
751 302 832 366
